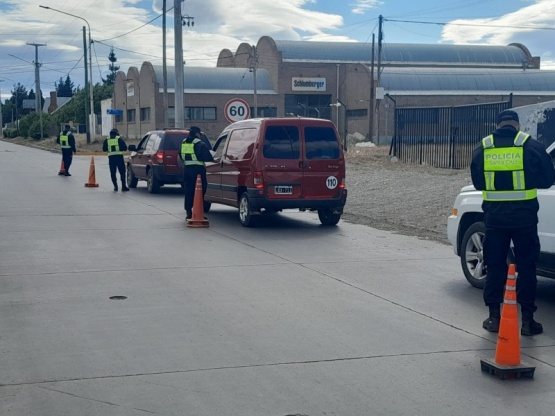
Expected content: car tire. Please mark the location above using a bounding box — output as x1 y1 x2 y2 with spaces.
460 221 516 289
239 192 257 227
203 201 211 213
147 169 160 194
318 208 341 226
127 165 138 188
460 222 487 288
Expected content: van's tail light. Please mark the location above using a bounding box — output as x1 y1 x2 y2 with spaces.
339 178 346 189
155 150 165 163
254 171 264 189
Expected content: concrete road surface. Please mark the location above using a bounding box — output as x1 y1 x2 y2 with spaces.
1 139 555 416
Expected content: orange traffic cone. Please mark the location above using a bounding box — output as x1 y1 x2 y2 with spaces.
58 160 66 175
84 156 99 187
187 174 209 228
480 264 535 379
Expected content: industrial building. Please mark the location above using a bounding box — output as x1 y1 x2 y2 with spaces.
112 36 555 142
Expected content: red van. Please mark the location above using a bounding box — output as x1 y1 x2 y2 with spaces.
204 117 347 226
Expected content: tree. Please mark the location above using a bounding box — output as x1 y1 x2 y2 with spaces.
55 75 74 97
10 83 28 121
104 47 120 86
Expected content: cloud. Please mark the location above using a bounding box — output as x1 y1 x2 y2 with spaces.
351 0 382 15
440 0 555 69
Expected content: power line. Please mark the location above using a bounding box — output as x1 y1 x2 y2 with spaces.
384 18 555 31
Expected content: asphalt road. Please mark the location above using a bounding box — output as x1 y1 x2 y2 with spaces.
1 140 555 416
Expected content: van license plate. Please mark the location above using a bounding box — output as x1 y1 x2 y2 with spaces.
275 186 293 195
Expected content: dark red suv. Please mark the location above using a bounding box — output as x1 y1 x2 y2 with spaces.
126 130 189 193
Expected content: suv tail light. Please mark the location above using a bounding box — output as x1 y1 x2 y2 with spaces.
254 171 264 189
155 150 165 164
339 178 346 189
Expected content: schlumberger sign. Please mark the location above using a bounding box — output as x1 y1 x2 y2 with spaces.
292 77 326 91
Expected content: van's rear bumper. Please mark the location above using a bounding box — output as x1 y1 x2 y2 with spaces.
152 165 183 184
247 189 348 211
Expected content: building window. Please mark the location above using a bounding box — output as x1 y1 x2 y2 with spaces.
284 94 332 120
140 107 150 121
185 107 217 120
252 106 277 117
127 109 136 123
346 108 368 118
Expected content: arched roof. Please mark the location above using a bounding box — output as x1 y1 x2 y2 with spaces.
272 40 534 68
150 65 276 94
381 68 555 95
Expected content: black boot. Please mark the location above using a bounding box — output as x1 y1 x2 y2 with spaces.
483 305 501 333
521 311 543 336
186 210 192 220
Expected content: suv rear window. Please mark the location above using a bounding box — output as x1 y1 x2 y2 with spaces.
162 132 188 150
304 127 340 159
263 126 300 159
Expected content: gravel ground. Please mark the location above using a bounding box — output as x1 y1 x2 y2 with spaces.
2 136 472 245
343 146 472 245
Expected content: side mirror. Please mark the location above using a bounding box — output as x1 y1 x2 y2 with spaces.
128 145 137 151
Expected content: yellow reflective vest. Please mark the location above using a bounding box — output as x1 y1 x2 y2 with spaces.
180 139 204 166
481 131 537 202
106 137 123 156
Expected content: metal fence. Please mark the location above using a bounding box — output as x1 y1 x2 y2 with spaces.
390 99 512 169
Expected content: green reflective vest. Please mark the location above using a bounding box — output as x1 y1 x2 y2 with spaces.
59 134 71 149
107 137 123 156
481 131 537 202
180 138 204 166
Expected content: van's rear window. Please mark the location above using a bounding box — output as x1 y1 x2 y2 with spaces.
263 126 300 159
304 127 340 159
163 133 187 150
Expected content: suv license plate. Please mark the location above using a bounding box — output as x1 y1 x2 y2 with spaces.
275 186 293 195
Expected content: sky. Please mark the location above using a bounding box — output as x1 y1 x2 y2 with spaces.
1 0 554 102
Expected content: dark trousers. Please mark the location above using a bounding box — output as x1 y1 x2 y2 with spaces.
61 149 73 173
183 165 207 212
483 224 540 316
108 155 126 187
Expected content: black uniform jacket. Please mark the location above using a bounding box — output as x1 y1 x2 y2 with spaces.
470 126 555 228
102 137 128 154
179 138 215 164
56 132 77 153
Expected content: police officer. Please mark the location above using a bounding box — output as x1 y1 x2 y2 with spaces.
179 126 214 219
56 124 76 176
470 110 555 336
102 128 129 192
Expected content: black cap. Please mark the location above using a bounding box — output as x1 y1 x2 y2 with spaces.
496 110 519 125
189 126 201 135
110 128 119 136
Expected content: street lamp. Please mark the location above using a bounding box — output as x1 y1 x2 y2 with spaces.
39 5 94 144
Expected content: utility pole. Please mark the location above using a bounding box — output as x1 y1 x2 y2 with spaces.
369 34 375 142
82 26 90 143
162 0 169 127
27 42 46 140
174 0 184 128
377 15 383 86
0 79 4 138
249 45 258 118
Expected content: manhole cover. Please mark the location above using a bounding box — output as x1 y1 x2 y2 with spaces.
109 295 128 300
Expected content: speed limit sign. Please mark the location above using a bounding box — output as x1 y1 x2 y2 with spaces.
224 98 250 123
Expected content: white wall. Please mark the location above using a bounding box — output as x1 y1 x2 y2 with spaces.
101 98 114 137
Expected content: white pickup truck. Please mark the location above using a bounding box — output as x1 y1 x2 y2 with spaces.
447 142 555 288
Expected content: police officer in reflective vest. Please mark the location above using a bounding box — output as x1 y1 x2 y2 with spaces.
56 124 76 176
179 126 214 220
470 110 555 336
102 128 129 192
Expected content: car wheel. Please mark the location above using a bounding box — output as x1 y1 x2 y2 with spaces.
460 222 487 288
147 169 160 194
318 208 341 226
460 221 516 289
203 201 211 213
239 192 257 227
127 165 138 188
